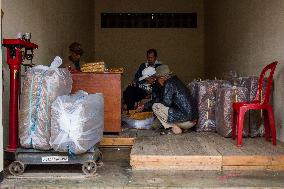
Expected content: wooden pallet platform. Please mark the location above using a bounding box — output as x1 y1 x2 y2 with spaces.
130 132 284 171
99 137 134 147
99 128 157 147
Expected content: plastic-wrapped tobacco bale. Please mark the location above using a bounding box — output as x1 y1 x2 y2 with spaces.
187 79 200 101
216 86 249 137
228 77 258 137
187 79 231 104
50 90 104 154
249 109 265 137
249 78 271 137
19 57 72 150
214 79 232 88
222 70 239 81
195 80 232 132
230 76 271 137
232 77 259 101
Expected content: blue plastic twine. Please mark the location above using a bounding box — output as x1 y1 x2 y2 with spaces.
45 83 50 132
67 145 76 159
28 72 35 135
31 71 47 132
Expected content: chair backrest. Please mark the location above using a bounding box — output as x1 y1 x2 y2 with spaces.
253 61 278 104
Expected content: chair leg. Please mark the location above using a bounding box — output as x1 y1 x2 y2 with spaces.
267 106 276 145
237 108 246 147
263 110 270 142
232 109 237 140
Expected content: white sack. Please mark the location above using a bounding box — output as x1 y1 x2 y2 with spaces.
50 90 104 154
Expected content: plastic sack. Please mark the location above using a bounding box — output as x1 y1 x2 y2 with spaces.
216 87 249 137
50 56 63 68
50 90 104 154
19 60 72 150
195 80 232 132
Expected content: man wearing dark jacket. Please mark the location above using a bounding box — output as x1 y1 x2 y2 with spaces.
152 65 198 134
123 49 162 110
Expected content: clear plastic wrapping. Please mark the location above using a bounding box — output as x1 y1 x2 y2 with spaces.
216 87 249 137
222 70 239 81
50 91 104 154
195 80 232 132
19 65 72 150
230 77 258 101
248 78 269 137
249 110 265 137
187 79 199 101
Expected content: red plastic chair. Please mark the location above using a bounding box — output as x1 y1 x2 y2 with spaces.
232 61 278 147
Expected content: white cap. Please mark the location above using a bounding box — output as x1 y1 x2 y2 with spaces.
139 67 156 81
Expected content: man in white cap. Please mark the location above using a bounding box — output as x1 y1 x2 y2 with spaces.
123 66 158 110
123 49 161 110
152 65 198 134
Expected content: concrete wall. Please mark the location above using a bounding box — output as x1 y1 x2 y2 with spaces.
94 0 204 88
204 0 284 141
4 0 283 146
2 0 94 147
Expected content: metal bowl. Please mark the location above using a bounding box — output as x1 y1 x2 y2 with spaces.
122 116 155 129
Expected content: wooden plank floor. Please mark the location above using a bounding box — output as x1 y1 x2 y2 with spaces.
130 132 284 171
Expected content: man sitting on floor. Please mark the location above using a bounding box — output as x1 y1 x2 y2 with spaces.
151 65 198 134
123 49 162 110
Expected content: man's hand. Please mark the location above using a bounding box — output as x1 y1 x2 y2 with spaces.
70 69 80 73
136 104 144 112
129 81 136 87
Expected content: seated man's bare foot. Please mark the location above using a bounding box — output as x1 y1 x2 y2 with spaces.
172 125 182 134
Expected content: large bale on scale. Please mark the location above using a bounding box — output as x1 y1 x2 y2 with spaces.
50 91 104 154
19 64 72 150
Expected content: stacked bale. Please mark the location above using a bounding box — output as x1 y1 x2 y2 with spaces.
19 66 72 150
216 87 249 137
187 79 199 100
229 77 270 137
189 80 231 132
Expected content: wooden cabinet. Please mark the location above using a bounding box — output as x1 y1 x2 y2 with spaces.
71 72 122 132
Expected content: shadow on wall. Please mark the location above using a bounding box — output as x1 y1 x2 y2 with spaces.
274 62 284 140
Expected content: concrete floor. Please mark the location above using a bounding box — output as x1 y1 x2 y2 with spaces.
1 148 284 188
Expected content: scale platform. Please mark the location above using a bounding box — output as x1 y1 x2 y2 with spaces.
8 146 102 176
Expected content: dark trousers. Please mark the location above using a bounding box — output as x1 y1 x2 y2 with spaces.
123 85 148 110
